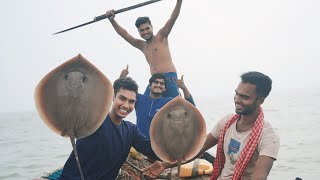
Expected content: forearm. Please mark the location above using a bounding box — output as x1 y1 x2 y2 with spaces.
181 87 191 99
109 19 141 50
251 156 274 180
133 127 160 161
183 90 195 106
109 19 129 37
159 0 183 36
134 140 159 161
171 0 183 19
179 84 194 105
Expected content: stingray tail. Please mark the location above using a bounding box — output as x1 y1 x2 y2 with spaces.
70 135 85 180
177 158 182 179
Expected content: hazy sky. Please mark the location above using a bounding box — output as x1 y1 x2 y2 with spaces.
1 0 319 113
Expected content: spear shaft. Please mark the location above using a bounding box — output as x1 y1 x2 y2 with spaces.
54 0 162 35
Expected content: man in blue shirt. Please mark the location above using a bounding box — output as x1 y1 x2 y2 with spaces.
120 65 195 139
59 77 158 180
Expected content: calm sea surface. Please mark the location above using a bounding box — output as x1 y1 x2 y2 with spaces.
1 90 319 180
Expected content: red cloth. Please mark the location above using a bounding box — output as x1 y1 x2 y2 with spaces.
210 107 264 180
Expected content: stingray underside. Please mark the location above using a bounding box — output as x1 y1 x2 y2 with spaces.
34 54 113 139
150 96 206 164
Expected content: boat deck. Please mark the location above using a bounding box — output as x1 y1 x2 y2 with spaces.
34 155 212 180
117 156 211 180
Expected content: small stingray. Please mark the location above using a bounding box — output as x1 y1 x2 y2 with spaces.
34 54 113 180
150 96 206 178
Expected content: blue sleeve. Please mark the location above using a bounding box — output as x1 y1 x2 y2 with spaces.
131 125 159 161
185 95 196 106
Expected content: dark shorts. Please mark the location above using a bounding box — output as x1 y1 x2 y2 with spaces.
143 72 179 98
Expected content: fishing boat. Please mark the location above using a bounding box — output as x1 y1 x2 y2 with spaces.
35 152 214 180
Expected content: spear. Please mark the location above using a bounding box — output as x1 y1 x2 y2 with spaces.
53 0 162 35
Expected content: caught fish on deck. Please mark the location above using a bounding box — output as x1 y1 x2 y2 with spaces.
150 96 207 178
34 54 113 180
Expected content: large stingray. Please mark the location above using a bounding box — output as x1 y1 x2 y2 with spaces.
34 54 113 180
150 96 206 178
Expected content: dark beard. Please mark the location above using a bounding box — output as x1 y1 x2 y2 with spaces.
236 104 257 115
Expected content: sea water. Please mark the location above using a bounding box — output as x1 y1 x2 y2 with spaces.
0 89 319 180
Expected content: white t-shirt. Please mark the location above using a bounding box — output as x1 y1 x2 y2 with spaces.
211 114 280 180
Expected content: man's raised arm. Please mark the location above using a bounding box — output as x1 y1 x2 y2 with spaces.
158 0 183 38
106 10 144 50
176 75 196 105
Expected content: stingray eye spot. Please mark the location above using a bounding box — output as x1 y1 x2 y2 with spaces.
64 73 69 80
82 75 86 82
168 113 172 118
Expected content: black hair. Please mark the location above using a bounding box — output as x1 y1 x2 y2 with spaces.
241 71 272 98
148 73 167 88
135 16 152 28
113 77 138 96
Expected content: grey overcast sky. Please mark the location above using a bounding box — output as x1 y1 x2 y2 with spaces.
0 0 319 113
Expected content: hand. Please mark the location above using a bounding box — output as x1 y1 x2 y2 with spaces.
142 161 167 178
106 9 115 20
120 65 129 78
176 75 186 90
